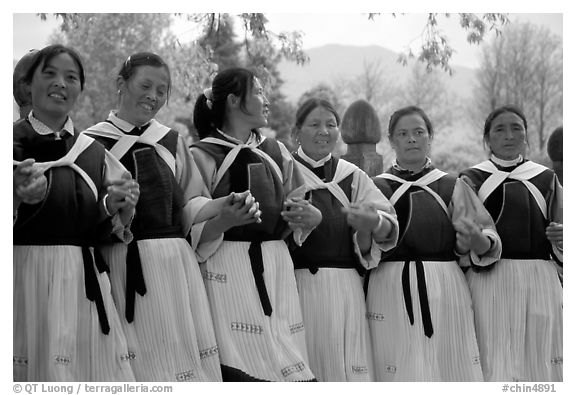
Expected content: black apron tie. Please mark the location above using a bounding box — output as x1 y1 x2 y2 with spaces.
82 246 110 335
401 260 434 338
125 240 147 323
248 241 273 316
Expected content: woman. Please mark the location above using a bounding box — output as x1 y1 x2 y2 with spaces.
460 105 563 382
289 98 399 381
13 44 137 381
368 105 501 381
191 67 322 381
83 52 225 381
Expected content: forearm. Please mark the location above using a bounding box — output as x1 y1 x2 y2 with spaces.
198 216 230 244
356 229 372 255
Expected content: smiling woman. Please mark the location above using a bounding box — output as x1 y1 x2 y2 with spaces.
13 44 138 382
289 98 399 382
82 52 222 382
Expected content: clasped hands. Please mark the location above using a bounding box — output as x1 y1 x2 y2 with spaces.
14 159 47 206
453 216 491 256
215 190 262 231
105 171 140 223
281 197 322 232
546 222 563 250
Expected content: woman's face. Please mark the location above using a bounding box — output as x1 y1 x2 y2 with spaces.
486 111 527 160
235 78 270 129
389 113 431 167
29 52 82 122
118 65 169 126
297 106 339 161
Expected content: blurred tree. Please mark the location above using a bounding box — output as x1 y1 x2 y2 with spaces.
370 13 510 75
475 22 562 154
36 13 302 139
400 63 454 133
196 13 243 71
297 83 343 113
42 13 217 131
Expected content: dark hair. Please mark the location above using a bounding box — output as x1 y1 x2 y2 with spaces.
118 52 172 101
483 105 528 139
294 98 341 129
13 49 38 107
547 126 563 162
388 105 434 138
193 67 258 139
24 44 86 90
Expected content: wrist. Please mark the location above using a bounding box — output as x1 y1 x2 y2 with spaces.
474 235 492 256
103 194 114 217
372 215 383 233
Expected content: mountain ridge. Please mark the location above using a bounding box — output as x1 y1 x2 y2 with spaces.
277 43 477 104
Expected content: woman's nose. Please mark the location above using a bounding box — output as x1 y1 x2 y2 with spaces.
52 76 66 88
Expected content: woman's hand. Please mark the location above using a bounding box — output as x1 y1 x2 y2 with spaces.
546 222 563 248
14 159 48 205
281 198 322 231
454 216 491 256
341 203 382 234
214 191 262 232
106 172 139 220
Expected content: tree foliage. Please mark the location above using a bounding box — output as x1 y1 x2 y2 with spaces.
474 21 562 153
40 13 218 132
31 11 522 167
369 13 509 75
36 13 304 141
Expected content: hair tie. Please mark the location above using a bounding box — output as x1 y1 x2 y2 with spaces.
203 88 213 110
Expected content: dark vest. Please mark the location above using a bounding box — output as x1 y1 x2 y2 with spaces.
372 166 457 262
92 122 184 240
460 161 555 260
193 133 287 241
13 119 106 246
289 156 363 272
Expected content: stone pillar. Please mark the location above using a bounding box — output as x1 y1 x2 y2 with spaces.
340 99 383 177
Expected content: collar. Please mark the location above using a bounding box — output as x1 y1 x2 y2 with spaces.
392 157 432 175
216 128 262 147
297 146 332 168
28 111 74 137
107 110 152 134
490 153 524 168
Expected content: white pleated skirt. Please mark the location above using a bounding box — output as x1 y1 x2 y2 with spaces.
295 268 373 381
366 260 483 381
13 245 135 382
201 240 315 381
102 238 221 381
467 258 563 382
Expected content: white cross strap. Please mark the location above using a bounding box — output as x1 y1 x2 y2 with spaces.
13 134 99 200
375 168 449 215
85 119 175 175
200 136 283 193
473 160 548 219
294 159 356 209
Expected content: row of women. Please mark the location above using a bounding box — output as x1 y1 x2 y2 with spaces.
13 44 562 382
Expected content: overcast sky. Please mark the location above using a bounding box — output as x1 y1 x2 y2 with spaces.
13 12 562 69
